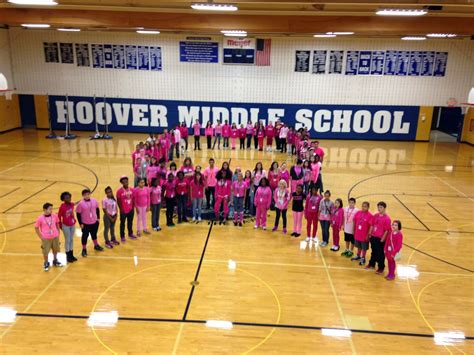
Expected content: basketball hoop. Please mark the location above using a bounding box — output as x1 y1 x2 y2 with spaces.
446 97 458 107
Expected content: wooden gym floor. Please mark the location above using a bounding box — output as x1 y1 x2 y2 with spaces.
0 129 473 354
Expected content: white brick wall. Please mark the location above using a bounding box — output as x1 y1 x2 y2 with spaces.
8 28 474 106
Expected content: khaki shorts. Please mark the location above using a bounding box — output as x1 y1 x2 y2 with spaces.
41 237 60 257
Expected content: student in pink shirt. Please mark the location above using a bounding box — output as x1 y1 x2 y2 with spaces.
239 124 246 149
203 158 219 209
305 186 321 243
331 198 344 251
214 170 232 224
232 172 247 226
76 189 104 257
291 185 305 237
175 171 189 224
341 197 359 258
279 124 289 153
290 159 304 194
257 123 265 151
131 144 140 167
190 172 205 222
159 130 170 163
35 202 63 271
302 160 312 194
117 176 136 242
150 178 162 231
385 220 403 280
163 174 177 227
133 178 150 236
192 119 201 151
268 162 280 192
272 180 290 234
147 157 159 187
222 121 231 149
279 163 290 185
351 201 373 266
254 177 272 230
230 123 239 150
58 191 77 263
319 190 334 247
204 122 214 149
212 121 222 149
313 141 325 163
102 186 119 249
265 123 275 152
367 201 392 274
180 122 189 151
286 128 295 155
180 157 195 184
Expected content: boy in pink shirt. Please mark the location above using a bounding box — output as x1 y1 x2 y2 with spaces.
192 119 201 151
116 176 136 242
203 158 219 209
313 141 325 163
367 201 392 273
133 178 151 236
384 220 403 280
341 197 358 258
175 171 189 223
76 189 104 257
351 201 373 266
254 178 272 230
35 203 63 271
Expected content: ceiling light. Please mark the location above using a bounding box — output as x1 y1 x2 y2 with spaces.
21 24 50 28
136 30 160 34
427 33 457 38
57 28 81 32
326 32 354 35
314 34 336 38
206 320 233 330
191 3 237 11
9 0 57 5
221 30 246 34
401 36 426 41
376 9 427 16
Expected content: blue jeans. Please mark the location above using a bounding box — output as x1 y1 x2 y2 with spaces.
233 196 244 214
177 194 187 222
249 186 257 216
192 198 202 219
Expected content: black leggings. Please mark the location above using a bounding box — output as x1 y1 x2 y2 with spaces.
120 210 134 238
369 237 385 270
206 186 215 209
194 136 201 150
274 208 287 228
206 136 212 149
239 138 245 149
246 134 252 148
253 136 258 149
82 221 99 246
165 197 176 225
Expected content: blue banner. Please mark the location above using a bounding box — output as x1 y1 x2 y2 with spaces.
434 52 448 77
384 50 398 76
126 45 137 70
149 46 162 71
421 51 435 76
91 44 104 68
396 51 410 76
370 51 385 75
138 46 149 70
113 45 125 69
48 96 420 140
60 43 74 64
75 44 90 67
357 51 371 75
345 51 359 75
312 50 327 74
409 51 423 76
103 44 113 69
328 50 343 74
180 41 218 63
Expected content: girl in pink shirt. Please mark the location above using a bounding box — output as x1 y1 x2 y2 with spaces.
214 170 232 224
257 124 265 151
180 157 195 184
319 190 334 247
254 178 272 230
351 201 373 266
133 178 150 236
147 157 159 186
384 220 403 280
190 172 205 222
167 162 178 179
102 186 119 249
159 130 171 163
212 121 222 149
230 123 239 150
279 163 290 185
58 191 77 263
175 171 189 224
163 174 176 227
239 124 246 149
232 172 247 226
331 198 344 251
150 178 162 231
290 159 304 194
205 122 214 149
305 186 322 243
192 120 201 151
272 180 290 234
265 123 275 152
222 121 231 149
268 162 280 192
302 160 312 194
244 170 252 213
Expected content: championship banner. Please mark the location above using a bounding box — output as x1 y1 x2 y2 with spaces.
48 96 420 140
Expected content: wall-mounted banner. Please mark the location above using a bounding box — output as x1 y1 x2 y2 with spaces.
113 45 125 69
396 51 410 76
433 52 448 77
91 44 104 68
345 51 359 75
75 44 90 67
138 46 150 70
357 51 371 75
409 51 422 76
295 50 310 72
179 41 219 63
312 50 327 74
103 44 114 69
60 43 74 64
370 51 385 75
149 46 162 71
44 42 59 63
223 38 256 64
126 45 138 70
328 50 343 74
421 51 435 76
49 96 420 140
384 50 398 76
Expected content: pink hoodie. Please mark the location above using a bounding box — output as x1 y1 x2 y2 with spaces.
205 126 214 136
273 188 290 210
133 186 150 208
305 194 321 216
254 186 272 209
216 180 232 198
384 231 403 257
331 207 344 229
222 124 231 137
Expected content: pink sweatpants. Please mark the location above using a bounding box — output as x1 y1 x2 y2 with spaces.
332 226 340 247
136 206 147 232
386 254 396 278
293 211 303 234
214 197 229 219
231 138 236 149
306 212 318 237
255 206 268 227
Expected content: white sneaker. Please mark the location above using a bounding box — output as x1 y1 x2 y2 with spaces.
192 217 196 222
263 226 267 230
305 237 311 242
311 238 318 245
198 217 202 221
254 225 258 229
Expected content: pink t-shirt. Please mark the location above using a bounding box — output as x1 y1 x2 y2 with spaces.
384 231 403 257
331 208 344 229
117 187 134 214
343 206 359 234
354 210 373 241
205 126 214 136
102 197 118 216
231 128 239 138
232 180 247 198
58 202 76 227
314 147 325 160
133 187 150 208
265 125 275 138
150 186 162 205
76 198 99 225
222 124 231 137
35 213 60 239
190 181 205 199
370 213 392 238
163 180 176 198
193 123 201 136
176 179 188 196
214 124 222 135
203 167 219 187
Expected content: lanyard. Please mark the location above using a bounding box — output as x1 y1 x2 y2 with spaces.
45 215 54 235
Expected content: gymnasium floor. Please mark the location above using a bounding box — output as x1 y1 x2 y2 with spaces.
0 129 473 354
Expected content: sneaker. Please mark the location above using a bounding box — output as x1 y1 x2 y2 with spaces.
290 232 296 236
198 217 202 222
121 238 126 243
94 245 104 252
238 222 242 227
346 251 354 258
320 241 327 247
305 237 311 242
331 246 340 252
375 269 384 275
111 240 120 246
129 235 138 239
82 249 87 257
234 221 237 226
282 228 287 234
351 255 361 261
53 259 63 267
105 242 113 249
311 238 317 244
43 261 50 272
341 250 349 257
192 217 196 222
385 275 395 281
156 226 162 231
254 225 258 229
272 227 278 232
143 230 151 235
294 233 301 238
262 226 266 230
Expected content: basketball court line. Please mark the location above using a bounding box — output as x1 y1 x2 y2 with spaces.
392 194 431 231
427 202 450 221
0 187 20 199
2 181 57 213
355 192 474 200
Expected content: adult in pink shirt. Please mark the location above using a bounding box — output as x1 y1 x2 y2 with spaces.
35 202 62 271
76 189 103 257
272 180 290 233
265 123 275 152
116 176 136 241
254 178 272 229
204 122 214 149
222 121 231 149
180 122 189 151
58 191 77 262
133 178 150 235
367 201 392 273
203 158 219 209
384 220 403 280
352 201 373 266
192 120 202 151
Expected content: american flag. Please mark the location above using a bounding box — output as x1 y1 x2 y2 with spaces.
255 38 271 66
